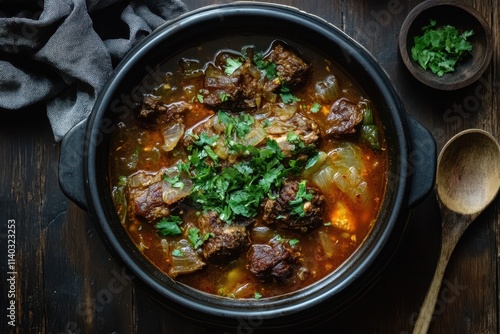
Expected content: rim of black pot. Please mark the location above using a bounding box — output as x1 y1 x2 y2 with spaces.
84 2 410 321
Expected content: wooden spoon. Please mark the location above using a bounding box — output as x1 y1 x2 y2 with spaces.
412 129 500 334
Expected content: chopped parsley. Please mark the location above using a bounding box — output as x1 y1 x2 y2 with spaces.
280 85 301 104
220 92 229 102
305 152 321 170
289 180 313 217
310 102 321 113
225 57 243 75
162 172 184 189
411 19 474 76
156 216 183 236
172 249 184 257
117 175 128 187
218 111 254 139
175 113 319 222
253 51 277 80
187 227 212 249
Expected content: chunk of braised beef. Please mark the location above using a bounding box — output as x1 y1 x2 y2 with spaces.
127 169 192 222
129 181 171 221
325 98 364 137
201 63 242 110
197 211 250 264
265 111 321 156
261 179 324 234
138 96 191 125
247 242 299 283
200 42 310 111
263 42 310 92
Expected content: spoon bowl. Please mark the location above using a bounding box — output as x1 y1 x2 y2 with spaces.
413 129 500 334
437 129 500 215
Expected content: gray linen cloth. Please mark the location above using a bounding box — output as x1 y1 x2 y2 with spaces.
0 0 188 141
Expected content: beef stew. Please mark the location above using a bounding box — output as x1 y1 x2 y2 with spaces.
109 39 388 299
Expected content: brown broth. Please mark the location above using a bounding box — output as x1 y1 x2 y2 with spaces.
109 38 387 299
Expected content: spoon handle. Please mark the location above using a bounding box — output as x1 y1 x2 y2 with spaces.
412 205 475 334
411 242 454 334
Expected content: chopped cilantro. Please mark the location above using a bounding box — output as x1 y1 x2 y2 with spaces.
225 57 243 75
305 152 321 169
289 180 313 217
195 132 219 147
172 249 184 257
187 227 212 249
411 19 474 76
310 102 321 113
286 132 300 143
220 92 229 102
280 85 300 104
254 292 262 300
218 111 254 139
196 94 204 103
162 172 184 189
169 112 318 223
117 176 127 187
253 51 277 80
156 216 183 236
289 239 300 246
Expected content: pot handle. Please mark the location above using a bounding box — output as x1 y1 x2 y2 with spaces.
58 120 89 211
406 116 436 208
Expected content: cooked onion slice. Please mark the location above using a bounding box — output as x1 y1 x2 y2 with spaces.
315 74 339 103
162 122 185 152
169 240 205 278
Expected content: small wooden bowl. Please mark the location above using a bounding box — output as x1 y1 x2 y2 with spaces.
399 0 492 90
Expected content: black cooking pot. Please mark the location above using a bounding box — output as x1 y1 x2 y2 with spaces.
59 2 436 332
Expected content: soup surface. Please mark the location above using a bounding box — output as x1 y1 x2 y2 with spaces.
109 39 387 298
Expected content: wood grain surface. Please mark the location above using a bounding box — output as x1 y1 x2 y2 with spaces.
1 1 498 333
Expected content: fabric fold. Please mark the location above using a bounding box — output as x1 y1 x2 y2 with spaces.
0 0 188 141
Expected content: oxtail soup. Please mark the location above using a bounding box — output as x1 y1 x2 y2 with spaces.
109 38 388 299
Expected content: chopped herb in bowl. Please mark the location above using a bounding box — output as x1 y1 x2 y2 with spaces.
411 19 474 77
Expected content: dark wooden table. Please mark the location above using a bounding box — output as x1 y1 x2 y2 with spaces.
1 0 498 333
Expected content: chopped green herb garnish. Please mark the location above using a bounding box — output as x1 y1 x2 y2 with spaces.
220 92 229 102
168 112 318 223
195 132 219 147
172 249 184 257
118 176 128 187
218 111 254 139
305 152 321 169
253 51 277 80
289 180 313 217
162 172 184 189
289 239 300 246
310 102 321 113
156 216 183 236
225 57 243 75
188 227 212 249
280 85 300 104
254 292 262 300
411 19 474 77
